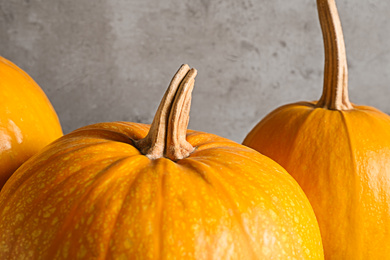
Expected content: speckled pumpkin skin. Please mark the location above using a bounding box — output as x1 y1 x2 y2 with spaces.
0 122 323 259
244 101 390 259
0 56 62 189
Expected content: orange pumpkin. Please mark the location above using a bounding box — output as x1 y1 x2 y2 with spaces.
0 56 62 189
0 65 323 259
244 0 390 258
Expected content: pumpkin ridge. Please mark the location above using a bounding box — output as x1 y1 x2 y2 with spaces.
263 105 319 169
243 102 316 151
0 155 133 235
202 154 304 255
186 137 238 152
4 154 120 259
100 159 151 260
157 160 167 260
281 108 339 177
357 106 390 120
129 159 173 259
74 122 149 141
46 156 148 259
35 156 135 258
181 159 212 185
0 140 121 205
187 158 258 258
204 154 317 258
104 158 155 259
17 155 134 219
110 121 150 140
339 111 362 256
284 107 322 166
268 109 362 257
67 128 135 145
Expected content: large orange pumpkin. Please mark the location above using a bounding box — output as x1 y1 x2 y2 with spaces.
0 56 62 189
244 0 390 258
0 65 323 259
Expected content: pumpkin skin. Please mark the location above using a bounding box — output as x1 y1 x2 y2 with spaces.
244 0 390 258
0 65 323 259
0 56 63 189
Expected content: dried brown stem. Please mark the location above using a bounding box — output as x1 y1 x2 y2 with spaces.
316 0 353 110
134 64 197 160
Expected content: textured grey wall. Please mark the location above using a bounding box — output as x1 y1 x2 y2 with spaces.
1 0 390 142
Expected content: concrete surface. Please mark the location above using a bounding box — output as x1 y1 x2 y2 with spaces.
1 0 390 142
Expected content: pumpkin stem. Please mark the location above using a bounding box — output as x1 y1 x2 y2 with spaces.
316 0 353 110
134 64 197 160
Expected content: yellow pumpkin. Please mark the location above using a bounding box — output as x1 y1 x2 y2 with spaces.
0 65 323 259
0 56 62 189
244 0 390 258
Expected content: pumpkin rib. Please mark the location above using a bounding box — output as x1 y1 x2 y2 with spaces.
358 106 390 121
7 156 137 259
46 156 149 259
339 111 358 175
208 146 282 166
184 158 258 258
196 156 307 257
67 128 135 146
188 135 266 162
190 141 241 153
99 158 152 260
177 161 229 259
339 111 364 256
0 154 135 251
336 111 361 255
106 159 156 260
284 107 320 168
244 102 314 154
181 159 212 185
19 155 134 218
260 104 317 168
1 140 130 203
0 141 112 207
106 121 149 140
157 160 167 260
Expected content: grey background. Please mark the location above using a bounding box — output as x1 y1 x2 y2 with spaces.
1 0 389 142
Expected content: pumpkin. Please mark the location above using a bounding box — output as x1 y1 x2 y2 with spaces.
0 56 62 189
0 64 323 259
243 0 390 258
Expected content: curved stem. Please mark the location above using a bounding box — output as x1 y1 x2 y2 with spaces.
165 69 197 160
134 64 197 160
316 0 353 110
